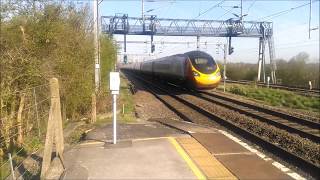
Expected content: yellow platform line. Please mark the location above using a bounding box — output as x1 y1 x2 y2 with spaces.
168 137 207 180
177 137 238 180
133 136 171 142
80 141 104 146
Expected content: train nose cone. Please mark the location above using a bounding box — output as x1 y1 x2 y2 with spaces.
195 73 221 89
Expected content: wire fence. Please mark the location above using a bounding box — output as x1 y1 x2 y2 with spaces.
0 82 52 179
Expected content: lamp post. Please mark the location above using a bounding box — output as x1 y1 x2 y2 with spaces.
223 44 227 92
142 0 145 31
240 0 242 22
308 0 312 39
93 0 100 92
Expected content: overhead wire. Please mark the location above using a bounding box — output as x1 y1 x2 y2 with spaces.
146 1 175 14
158 2 174 18
153 40 190 57
154 1 227 56
229 40 318 54
257 1 316 21
194 0 226 19
246 0 256 14
216 6 234 20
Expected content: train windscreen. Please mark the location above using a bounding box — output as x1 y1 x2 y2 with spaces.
186 51 217 74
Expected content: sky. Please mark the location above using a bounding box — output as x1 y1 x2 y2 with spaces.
77 0 319 63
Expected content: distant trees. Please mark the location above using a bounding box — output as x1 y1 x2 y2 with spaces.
221 63 257 81
276 52 319 88
221 52 319 89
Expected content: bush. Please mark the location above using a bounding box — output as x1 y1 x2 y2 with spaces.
229 86 247 96
0 1 116 154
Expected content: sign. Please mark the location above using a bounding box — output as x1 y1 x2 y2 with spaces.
110 72 120 92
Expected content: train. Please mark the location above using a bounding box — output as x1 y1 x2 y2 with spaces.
121 51 221 89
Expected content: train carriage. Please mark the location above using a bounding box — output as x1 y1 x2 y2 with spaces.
122 50 221 89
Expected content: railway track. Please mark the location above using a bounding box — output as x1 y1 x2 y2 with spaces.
123 70 319 178
226 80 320 97
195 91 320 143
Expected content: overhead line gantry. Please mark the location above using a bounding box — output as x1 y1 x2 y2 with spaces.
101 14 277 83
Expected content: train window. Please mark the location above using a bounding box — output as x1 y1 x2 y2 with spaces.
185 51 218 74
194 58 208 64
191 57 217 74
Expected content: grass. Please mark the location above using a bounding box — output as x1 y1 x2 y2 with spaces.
0 163 10 179
217 84 320 113
65 73 136 145
118 73 136 123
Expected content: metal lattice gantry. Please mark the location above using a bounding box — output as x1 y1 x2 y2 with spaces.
101 14 277 83
101 14 273 37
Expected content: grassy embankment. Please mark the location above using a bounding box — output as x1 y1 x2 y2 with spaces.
94 74 136 125
217 83 320 113
66 74 136 144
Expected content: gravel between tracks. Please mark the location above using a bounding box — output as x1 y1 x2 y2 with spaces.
125 73 182 122
179 94 320 166
134 90 181 121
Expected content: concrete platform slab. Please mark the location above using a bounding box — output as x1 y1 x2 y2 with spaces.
154 118 218 133
85 122 186 142
155 119 297 179
192 133 293 180
192 133 250 154
63 138 198 179
216 154 292 180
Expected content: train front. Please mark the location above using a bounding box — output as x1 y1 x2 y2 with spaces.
186 51 221 89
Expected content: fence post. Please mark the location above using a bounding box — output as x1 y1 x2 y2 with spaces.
8 153 15 180
53 78 64 158
91 93 96 123
16 93 25 147
33 88 41 137
40 78 64 179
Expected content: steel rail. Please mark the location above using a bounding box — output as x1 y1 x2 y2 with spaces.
194 91 320 143
201 91 320 128
226 80 320 96
164 81 320 142
124 71 319 178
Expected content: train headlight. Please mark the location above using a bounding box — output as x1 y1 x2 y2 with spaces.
193 71 200 77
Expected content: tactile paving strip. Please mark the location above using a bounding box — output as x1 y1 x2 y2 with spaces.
176 137 237 180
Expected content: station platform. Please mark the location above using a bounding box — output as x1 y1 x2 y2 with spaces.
61 121 302 180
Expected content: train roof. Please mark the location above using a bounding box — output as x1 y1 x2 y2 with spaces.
184 51 213 59
141 51 213 63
